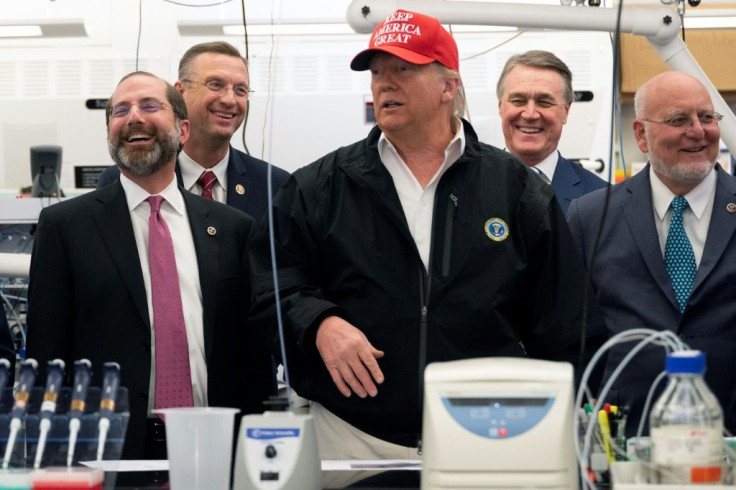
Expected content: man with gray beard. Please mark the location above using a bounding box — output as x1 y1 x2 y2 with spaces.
26 71 276 460
567 71 736 438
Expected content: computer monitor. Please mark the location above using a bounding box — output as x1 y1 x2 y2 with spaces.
30 145 62 198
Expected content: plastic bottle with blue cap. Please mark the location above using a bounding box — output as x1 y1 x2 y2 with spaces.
649 350 723 484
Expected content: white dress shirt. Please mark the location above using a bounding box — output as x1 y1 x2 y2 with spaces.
650 165 716 268
179 149 229 204
378 117 466 271
120 173 208 413
532 150 559 184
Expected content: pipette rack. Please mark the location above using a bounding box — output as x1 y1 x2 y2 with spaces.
0 386 129 468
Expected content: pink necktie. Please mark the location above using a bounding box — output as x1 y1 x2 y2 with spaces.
147 195 193 409
197 171 217 200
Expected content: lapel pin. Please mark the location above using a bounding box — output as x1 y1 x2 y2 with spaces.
235 184 245 195
728 203 736 214
207 226 217 236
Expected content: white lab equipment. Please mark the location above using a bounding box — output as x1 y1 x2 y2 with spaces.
232 410 321 490
422 357 576 489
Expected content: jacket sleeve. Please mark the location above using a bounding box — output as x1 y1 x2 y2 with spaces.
26 208 75 380
249 174 343 360
518 193 608 386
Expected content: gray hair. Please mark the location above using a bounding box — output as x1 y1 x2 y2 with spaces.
633 82 649 119
435 63 467 118
496 50 573 104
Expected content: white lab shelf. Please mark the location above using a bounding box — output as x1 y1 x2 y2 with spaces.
612 461 736 489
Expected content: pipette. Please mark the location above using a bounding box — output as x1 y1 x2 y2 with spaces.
0 358 11 402
66 359 92 467
2 358 38 469
95 362 120 461
33 359 66 469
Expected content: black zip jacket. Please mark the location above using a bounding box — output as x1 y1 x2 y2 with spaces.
251 120 605 448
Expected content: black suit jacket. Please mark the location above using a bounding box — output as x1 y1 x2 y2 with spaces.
96 146 290 220
26 182 276 459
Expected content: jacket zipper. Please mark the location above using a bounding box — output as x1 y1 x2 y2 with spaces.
417 270 428 455
442 193 458 278
417 190 457 454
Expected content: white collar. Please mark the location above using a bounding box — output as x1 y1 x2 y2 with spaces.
532 150 559 182
377 116 466 166
650 165 716 220
179 148 229 191
120 172 185 216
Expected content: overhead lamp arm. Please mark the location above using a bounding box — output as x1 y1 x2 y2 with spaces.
346 0 736 160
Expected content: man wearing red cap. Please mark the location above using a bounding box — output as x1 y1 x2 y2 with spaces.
252 9 603 460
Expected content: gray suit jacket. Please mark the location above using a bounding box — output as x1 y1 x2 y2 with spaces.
26 181 276 458
567 164 736 435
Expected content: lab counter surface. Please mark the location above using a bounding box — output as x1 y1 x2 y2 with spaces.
105 468 421 489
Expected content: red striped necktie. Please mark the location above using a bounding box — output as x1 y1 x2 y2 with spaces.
197 171 217 200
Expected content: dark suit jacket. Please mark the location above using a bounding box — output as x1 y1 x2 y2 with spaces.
551 153 608 215
567 164 736 436
26 182 276 459
96 146 290 220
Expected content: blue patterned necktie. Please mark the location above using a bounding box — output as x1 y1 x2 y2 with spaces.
665 196 696 313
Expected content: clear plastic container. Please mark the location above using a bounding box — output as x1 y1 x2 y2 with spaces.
649 350 724 485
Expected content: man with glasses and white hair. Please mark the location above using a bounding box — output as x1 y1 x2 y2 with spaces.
98 41 289 220
28 72 275 460
567 71 736 437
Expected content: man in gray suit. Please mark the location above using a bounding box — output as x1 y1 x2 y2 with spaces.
567 71 734 435
498 50 607 214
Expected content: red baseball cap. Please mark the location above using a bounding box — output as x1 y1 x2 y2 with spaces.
350 9 459 72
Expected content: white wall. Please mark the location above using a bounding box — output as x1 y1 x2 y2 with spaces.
0 0 627 191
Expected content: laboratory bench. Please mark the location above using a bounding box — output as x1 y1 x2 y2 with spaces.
106 469 420 489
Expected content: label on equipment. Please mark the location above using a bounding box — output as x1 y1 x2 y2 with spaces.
651 426 722 483
246 428 300 440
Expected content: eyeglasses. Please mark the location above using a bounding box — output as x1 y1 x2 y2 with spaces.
183 78 254 100
110 99 169 119
642 112 723 133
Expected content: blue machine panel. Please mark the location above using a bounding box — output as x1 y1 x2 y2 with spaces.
441 397 554 439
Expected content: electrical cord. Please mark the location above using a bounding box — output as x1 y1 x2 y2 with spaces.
135 0 142 72
0 291 25 352
37 173 64 210
574 328 686 489
260 1 281 162
458 30 527 63
240 0 251 155
636 370 668 438
265 147 291 408
0 230 30 326
263 0 290 407
575 0 626 408
240 0 249 60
